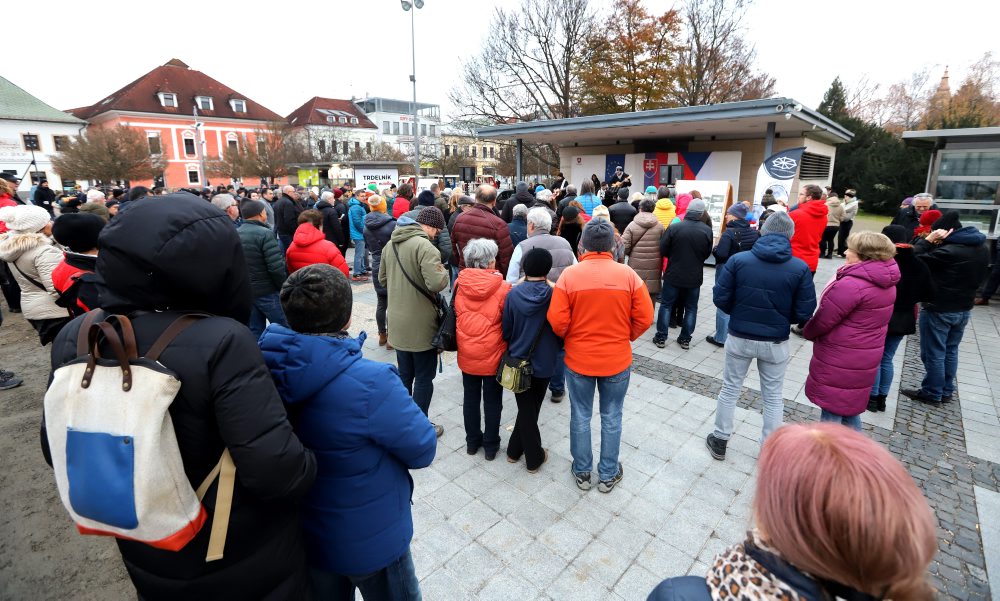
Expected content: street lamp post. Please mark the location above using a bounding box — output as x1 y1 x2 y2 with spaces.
401 0 423 178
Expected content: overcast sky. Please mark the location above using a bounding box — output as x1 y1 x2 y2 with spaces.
9 0 998 121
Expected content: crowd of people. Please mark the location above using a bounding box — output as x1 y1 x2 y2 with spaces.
0 166 994 599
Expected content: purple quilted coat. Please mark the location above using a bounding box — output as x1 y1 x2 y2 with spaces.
803 259 901 417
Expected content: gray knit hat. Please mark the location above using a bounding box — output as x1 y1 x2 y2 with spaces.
581 219 615 253
280 264 353 334
685 198 706 220
760 211 795 239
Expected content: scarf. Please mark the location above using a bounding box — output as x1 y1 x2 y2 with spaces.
708 531 806 601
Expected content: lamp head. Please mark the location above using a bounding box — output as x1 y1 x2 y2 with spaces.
401 0 412 9
414 0 424 7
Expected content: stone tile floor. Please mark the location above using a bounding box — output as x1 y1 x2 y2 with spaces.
345 251 999 600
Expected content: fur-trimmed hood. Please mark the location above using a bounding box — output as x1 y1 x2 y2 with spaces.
0 232 52 263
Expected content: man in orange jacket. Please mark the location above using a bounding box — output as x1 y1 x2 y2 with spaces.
547 220 653 493
788 184 829 274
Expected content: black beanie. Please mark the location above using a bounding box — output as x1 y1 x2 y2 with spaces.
881 225 908 244
280 264 352 334
931 210 962 232
417 190 436 207
52 213 105 253
522 248 553 278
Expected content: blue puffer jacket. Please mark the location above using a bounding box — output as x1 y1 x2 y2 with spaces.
713 219 759 264
501 280 563 378
714 234 817 341
259 325 437 575
348 198 366 240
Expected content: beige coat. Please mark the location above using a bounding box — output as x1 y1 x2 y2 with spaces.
0 232 66 320
826 197 845 227
622 211 664 296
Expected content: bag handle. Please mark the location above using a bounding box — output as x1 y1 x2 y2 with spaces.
196 449 236 562
145 314 210 361
102 315 138 359
83 322 133 391
76 309 106 356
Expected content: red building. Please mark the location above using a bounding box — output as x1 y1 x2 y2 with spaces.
69 59 285 189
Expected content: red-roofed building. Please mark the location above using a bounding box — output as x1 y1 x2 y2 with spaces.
285 96 378 159
69 59 286 188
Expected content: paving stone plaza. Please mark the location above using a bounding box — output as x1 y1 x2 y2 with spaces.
344 252 1000 600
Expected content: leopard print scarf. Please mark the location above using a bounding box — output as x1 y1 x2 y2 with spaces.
707 531 806 601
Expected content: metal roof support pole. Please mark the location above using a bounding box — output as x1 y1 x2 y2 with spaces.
516 138 523 182
764 121 776 158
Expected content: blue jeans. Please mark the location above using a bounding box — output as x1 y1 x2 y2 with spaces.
248 292 288 339
918 310 969 400
308 547 421 601
713 335 789 443
870 335 904 397
549 349 565 394
278 234 293 255
353 237 367 275
566 367 630 481
396 349 438 415
655 282 699 342
820 409 862 432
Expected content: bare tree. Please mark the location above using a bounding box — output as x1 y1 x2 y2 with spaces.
844 74 886 125
51 125 166 183
671 0 776 106
252 122 311 183
206 142 257 181
880 68 932 133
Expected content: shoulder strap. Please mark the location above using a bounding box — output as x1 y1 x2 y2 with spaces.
526 320 546 358
391 240 439 307
145 314 210 361
76 309 107 356
12 261 46 291
195 449 236 562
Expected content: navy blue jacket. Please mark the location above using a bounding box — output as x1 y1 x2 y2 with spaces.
509 217 528 248
363 212 396 295
713 219 759 264
259 325 437 575
501 280 563 378
714 234 817 341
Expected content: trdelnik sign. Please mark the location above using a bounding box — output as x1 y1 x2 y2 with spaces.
354 168 399 190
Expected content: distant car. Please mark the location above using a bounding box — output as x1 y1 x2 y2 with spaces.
497 189 515 204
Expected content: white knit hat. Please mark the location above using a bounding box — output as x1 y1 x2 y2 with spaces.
86 189 106 202
0 205 51 234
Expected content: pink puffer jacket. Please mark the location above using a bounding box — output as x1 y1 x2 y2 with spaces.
803 259 900 416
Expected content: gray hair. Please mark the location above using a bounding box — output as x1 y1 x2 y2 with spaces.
430 182 440 192
211 193 236 211
513 203 529 218
536 189 553 203
320 190 334 202
913 192 934 203
527 206 552 232
565 185 577 196
463 238 499 269
282 185 295 194
580 180 595 196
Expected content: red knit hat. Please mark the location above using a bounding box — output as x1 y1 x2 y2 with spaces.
333 189 343 200
919 209 941 227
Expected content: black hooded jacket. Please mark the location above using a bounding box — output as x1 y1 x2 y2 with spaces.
315 199 345 248
43 192 317 600
501 189 534 223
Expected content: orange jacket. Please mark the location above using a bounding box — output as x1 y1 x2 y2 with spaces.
455 268 511 376
789 200 829 272
547 252 654 376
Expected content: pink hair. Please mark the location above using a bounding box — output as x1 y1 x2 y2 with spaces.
754 424 936 599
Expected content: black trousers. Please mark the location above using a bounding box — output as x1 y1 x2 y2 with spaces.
837 220 854 255
820 226 839 257
507 376 549 470
462 373 503 453
0 262 20 311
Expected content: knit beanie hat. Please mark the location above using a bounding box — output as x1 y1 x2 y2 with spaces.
52 213 105 252
760 211 795 239
919 209 942 227
367 183 378 193
644 185 657 194
901 196 913 207
416 206 446 230
333 189 343 200
416 190 436 207
881 225 908 244
617 188 630 201
592 205 611 221
367 194 386 213
562 206 580 222
280 264 353 334
522 247 553 278
79 202 110 222
442 188 452 198
686 198 706 220
581 219 615 253
535 185 546 193
240 199 267 220
0 204 51 233
932 210 962 231
727 203 749 220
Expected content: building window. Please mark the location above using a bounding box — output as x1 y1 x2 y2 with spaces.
482 146 487 158
799 152 832 180
318 139 326 154
257 139 267 155
421 124 427 136
228 139 238 152
383 121 390 134
490 146 495 159
53 135 69 152
472 146 477 158
229 99 246 113
430 125 436 136
158 92 177 108
147 133 162 155
445 145 450 157
342 141 349 155
403 122 410 136
355 142 361 153
392 122 399 135
350 117 359 125
366 142 372 155
22 134 40 151
183 138 196 156
339 116 348 124
188 169 200 184
195 96 214 111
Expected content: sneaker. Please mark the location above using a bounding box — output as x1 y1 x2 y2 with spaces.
573 467 592 491
678 339 690 350
433 423 445 438
506 454 519 464
0 371 23 391
351 275 368 282
598 464 624 493
653 336 666 349
901 389 941 404
705 335 724 348
550 390 565 403
705 433 727 460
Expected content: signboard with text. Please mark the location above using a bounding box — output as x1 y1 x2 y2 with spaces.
354 167 399 190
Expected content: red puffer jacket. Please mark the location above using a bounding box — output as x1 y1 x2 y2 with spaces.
0 193 18 233
451 204 514 275
392 197 411 219
286 223 349 277
789 200 829 272
455 268 511 376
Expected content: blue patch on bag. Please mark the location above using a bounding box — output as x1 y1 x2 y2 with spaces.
66 429 138 529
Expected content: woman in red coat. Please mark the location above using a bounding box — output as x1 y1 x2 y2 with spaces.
285 210 349 277
455 238 511 461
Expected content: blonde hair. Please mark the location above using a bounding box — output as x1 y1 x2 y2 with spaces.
0 178 14 197
848 231 896 261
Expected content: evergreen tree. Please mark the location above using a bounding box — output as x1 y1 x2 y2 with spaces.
818 77 850 121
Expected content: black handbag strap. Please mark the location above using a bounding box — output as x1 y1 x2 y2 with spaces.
391 239 440 309
12 261 47 291
525 319 546 359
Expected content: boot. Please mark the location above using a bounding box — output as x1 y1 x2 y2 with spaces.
378 332 387 346
877 395 887 412
867 396 880 412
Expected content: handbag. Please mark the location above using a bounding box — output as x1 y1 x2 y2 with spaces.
496 325 546 394
431 283 458 352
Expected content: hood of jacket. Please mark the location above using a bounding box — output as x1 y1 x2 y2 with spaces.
292 222 324 247
655 198 676 213
0 231 50 263
633 211 659 229
261 325 365 402
390 221 429 244
674 195 691 217
513 190 534 206
836 258 901 289
315 200 333 211
456 267 506 302
365 211 394 231
799 199 828 219
826 197 843 208
507 280 552 319
946 226 987 246
348 197 362 209
95 191 252 323
750 234 794 263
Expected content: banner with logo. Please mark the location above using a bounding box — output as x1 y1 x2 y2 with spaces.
354 168 399 190
752 146 806 208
